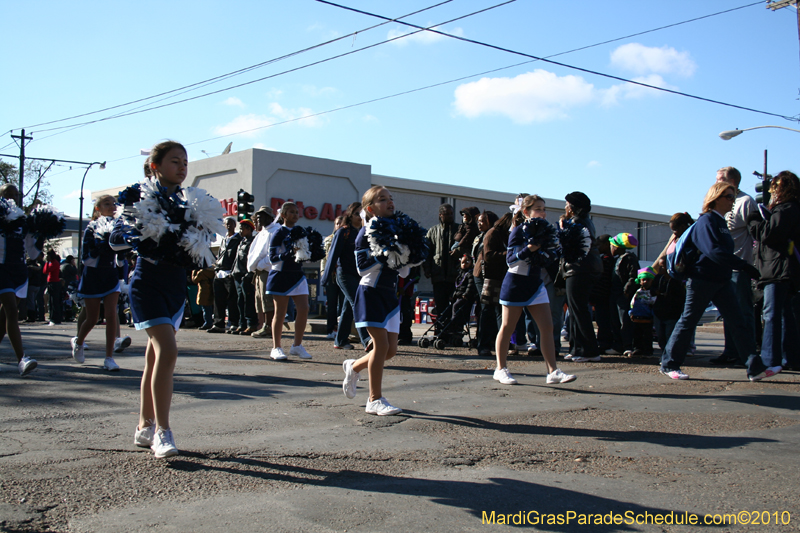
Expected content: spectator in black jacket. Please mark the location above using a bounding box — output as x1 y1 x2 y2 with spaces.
748 171 800 372
591 234 616 353
208 217 242 333
231 219 257 335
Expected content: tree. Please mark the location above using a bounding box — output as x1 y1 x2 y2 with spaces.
0 159 53 211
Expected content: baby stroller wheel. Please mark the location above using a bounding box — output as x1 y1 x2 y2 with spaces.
434 338 447 350
418 337 431 348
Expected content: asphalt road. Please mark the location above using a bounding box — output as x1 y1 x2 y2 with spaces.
1 320 799 532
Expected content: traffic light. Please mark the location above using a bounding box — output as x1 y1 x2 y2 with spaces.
237 189 254 221
755 174 771 206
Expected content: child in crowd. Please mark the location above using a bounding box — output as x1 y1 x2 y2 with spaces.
191 267 215 330
448 254 478 337
629 266 656 356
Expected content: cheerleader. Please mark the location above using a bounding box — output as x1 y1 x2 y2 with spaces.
342 186 419 416
0 184 40 376
110 140 219 458
493 195 576 386
265 202 312 360
70 194 128 370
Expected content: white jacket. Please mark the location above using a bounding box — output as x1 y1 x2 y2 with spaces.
247 222 281 272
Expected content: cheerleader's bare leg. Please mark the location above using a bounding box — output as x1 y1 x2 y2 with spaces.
139 338 156 430
354 327 397 401
102 293 120 358
76 298 102 347
0 293 25 361
495 305 523 370
144 323 178 430
291 294 308 347
271 295 289 349
527 302 557 374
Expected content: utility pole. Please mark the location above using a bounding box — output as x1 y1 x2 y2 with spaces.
767 0 800 74
10 129 33 207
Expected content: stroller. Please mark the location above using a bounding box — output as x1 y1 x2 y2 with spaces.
417 299 478 350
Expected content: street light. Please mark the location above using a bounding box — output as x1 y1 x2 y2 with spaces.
719 125 800 140
77 162 106 272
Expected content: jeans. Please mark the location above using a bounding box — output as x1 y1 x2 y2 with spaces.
336 267 369 347
662 277 766 376
721 271 756 360
201 305 213 328
761 281 798 369
325 279 343 334
656 316 678 351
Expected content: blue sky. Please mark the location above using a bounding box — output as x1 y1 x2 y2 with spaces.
2 0 799 218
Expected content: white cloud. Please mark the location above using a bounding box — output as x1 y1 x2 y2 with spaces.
453 70 595 124
362 114 378 123
214 114 276 138
265 89 283 99
610 43 696 77
222 97 245 108
64 189 83 199
387 24 464 46
587 161 601 168
214 104 325 137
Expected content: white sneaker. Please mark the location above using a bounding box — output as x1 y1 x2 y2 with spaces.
289 344 312 359
134 422 155 448
151 427 178 458
571 355 601 363
342 359 360 399
493 367 517 385
326 331 337 340
113 336 131 353
365 397 402 416
83 343 90 351
103 357 120 371
70 337 85 364
18 356 37 377
546 368 577 384
270 348 288 360
563 354 574 361
48 321 56 326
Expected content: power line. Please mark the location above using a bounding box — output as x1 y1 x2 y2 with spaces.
28 1 514 136
99 1 783 164
317 0 796 122
18 1 454 132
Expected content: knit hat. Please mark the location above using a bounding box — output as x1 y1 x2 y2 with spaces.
239 219 255 230
609 233 638 249
636 266 656 282
565 191 591 212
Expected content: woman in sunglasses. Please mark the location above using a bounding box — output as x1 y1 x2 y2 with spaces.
659 182 769 381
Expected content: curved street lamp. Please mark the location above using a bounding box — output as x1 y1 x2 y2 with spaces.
77 162 106 272
719 125 800 140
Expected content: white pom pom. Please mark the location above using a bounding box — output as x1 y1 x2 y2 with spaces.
294 237 311 262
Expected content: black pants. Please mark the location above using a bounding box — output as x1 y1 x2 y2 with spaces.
565 274 599 357
48 281 63 324
213 276 239 329
632 320 654 353
592 295 614 351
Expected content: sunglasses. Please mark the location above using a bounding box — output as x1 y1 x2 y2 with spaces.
721 194 735 200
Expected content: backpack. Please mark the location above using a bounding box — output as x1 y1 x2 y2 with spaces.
666 223 697 281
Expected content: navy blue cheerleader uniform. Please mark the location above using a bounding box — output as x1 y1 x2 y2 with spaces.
0 210 39 299
77 217 121 299
265 225 308 296
110 189 188 332
499 224 549 307
353 226 407 332
0 231 38 298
